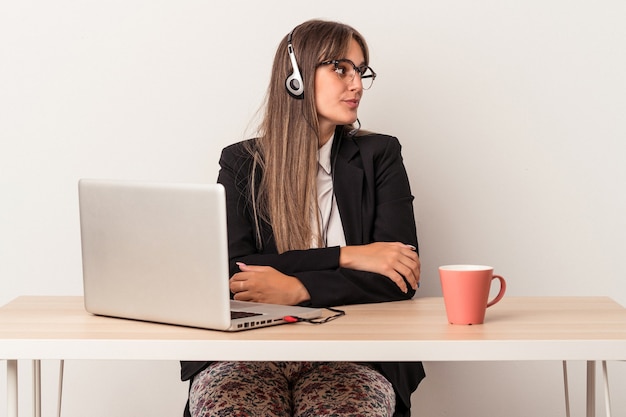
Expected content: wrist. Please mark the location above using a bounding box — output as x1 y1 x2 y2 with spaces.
294 283 311 305
339 246 354 269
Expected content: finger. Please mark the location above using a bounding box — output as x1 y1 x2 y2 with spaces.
389 242 416 252
229 274 245 285
236 262 270 273
401 247 419 262
233 291 252 302
397 257 420 289
230 273 246 282
395 263 418 290
397 250 419 268
229 277 246 293
382 269 408 293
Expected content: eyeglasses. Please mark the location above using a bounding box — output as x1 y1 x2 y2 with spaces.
317 59 377 90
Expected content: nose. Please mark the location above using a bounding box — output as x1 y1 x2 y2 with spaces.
348 74 363 91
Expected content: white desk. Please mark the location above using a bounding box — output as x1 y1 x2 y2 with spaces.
2 296 626 416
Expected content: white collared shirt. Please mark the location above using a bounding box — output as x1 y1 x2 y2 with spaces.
313 135 347 248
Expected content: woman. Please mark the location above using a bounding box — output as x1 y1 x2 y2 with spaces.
182 19 425 417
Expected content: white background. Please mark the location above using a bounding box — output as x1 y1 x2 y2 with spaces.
1 1 625 416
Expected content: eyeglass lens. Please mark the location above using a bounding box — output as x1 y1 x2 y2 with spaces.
332 60 376 90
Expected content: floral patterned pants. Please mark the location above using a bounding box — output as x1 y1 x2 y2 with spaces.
189 361 395 417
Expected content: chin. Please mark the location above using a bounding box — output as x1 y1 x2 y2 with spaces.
342 115 359 125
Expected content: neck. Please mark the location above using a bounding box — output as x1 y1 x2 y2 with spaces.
319 126 336 148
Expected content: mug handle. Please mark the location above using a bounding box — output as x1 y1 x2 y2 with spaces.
486 275 506 308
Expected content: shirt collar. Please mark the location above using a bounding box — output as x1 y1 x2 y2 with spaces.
317 134 335 175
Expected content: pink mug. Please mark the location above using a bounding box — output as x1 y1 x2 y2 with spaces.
439 265 506 325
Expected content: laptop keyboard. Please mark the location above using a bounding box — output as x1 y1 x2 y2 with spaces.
231 310 262 320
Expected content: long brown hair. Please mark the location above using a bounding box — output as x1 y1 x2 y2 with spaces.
246 20 370 253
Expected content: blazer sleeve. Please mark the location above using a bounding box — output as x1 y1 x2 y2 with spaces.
217 136 418 308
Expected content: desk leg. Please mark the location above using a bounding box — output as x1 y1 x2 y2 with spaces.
7 360 18 417
58 360 65 417
34 359 41 417
587 361 596 417
602 361 611 417
562 361 571 417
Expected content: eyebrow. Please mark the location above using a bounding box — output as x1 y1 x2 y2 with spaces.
345 58 367 67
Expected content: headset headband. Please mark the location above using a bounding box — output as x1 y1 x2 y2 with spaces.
285 30 304 99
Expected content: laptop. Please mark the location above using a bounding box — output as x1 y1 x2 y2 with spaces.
78 179 322 331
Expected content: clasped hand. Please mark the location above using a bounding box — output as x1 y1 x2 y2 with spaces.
230 263 311 305
339 242 420 293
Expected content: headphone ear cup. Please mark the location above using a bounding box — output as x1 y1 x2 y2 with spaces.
285 71 304 99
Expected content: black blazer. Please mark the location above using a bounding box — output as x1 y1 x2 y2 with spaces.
181 127 425 417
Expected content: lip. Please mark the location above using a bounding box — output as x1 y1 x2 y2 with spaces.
343 98 360 109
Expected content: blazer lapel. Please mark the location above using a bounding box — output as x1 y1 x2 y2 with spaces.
332 137 364 244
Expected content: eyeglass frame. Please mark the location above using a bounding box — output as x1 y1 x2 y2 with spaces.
316 59 377 89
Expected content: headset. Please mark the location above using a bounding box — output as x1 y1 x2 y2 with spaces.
285 29 304 99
